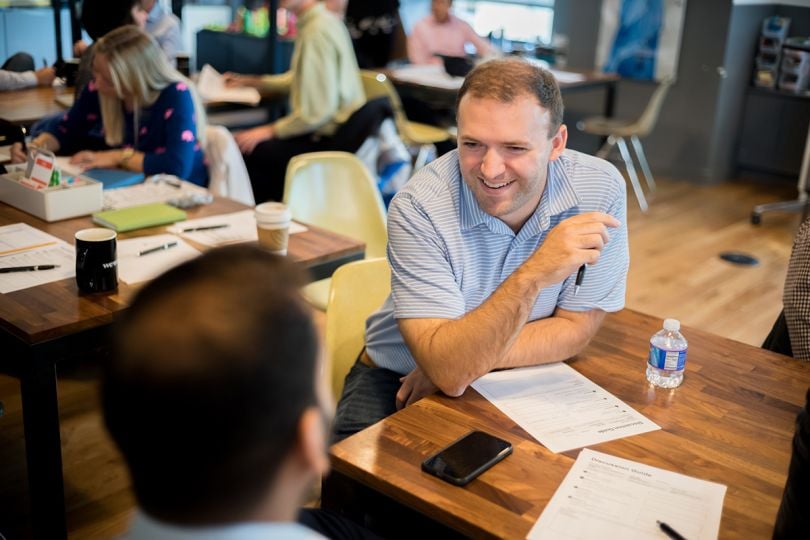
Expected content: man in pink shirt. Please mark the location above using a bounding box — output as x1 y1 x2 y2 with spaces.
407 0 496 65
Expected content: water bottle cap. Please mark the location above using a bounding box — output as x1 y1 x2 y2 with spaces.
663 318 680 331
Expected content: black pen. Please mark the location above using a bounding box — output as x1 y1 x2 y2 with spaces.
181 224 229 233
657 520 687 540
574 264 586 296
0 264 59 273
139 241 178 256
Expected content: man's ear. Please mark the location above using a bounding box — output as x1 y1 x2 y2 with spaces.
297 407 330 477
549 124 568 161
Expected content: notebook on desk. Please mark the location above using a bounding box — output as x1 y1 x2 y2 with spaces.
92 203 186 232
82 168 145 189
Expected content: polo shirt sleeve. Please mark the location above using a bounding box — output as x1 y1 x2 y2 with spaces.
387 191 466 321
557 168 628 313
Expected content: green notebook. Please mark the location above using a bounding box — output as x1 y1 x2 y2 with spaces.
92 203 187 232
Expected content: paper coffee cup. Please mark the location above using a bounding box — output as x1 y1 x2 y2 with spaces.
255 202 292 255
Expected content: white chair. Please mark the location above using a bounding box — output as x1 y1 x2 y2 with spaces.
577 77 674 212
325 258 391 399
204 125 255 206
283 151 388 310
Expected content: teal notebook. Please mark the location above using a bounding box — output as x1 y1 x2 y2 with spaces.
83 168 145 189
92 203 187 232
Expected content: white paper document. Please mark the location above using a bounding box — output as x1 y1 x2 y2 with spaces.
0 223 75 293
167 210 307 247
549 69 587 84
390 64 464 90
529 448 726 540
102 178 210 210
471 363 659 453
117 234 200 284
197 64 261 106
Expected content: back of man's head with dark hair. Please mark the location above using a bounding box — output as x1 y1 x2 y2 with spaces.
103 246 318 525
457 57 564 137
81 0 138 40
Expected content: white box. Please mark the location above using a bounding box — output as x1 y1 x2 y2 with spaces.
0 171 103 221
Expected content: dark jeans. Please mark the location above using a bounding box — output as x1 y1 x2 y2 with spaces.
332 360 402 443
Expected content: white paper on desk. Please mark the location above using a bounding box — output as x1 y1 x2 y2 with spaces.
54 156 83 179
117 234 200 284
197 64 261 106
102 178 210 210
389 64 464 90
0 145 11 163
549 69 587 84
0 223 75 293
471 363 659 453
528 448 726 540
167 209 307 247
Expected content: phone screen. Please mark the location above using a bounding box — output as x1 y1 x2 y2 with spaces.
421 431 512 486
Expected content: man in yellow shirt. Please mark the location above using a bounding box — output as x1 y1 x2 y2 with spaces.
227 0 365 203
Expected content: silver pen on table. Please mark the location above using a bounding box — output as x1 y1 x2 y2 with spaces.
139 241 178 256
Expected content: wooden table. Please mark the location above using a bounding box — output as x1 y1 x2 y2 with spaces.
0 197 364 539
325 309 810 539
0 86 71 127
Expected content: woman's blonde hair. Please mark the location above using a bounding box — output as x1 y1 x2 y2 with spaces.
94 25 206 147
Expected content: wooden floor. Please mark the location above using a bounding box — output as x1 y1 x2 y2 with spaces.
0 177 802 539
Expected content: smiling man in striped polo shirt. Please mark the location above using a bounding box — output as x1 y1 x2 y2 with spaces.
333 58 629 441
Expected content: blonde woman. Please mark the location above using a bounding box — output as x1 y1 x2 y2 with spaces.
11 25 208 186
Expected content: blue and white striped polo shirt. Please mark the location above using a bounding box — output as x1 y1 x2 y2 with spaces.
365 148 628 375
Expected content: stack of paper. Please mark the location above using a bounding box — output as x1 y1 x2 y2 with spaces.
471 363 660 453
167 210 307 247
0 223 74 293
529 449 726 540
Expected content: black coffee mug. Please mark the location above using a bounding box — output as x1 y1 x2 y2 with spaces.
75 228 118 293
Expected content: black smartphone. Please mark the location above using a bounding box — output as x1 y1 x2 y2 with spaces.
421 431 512 486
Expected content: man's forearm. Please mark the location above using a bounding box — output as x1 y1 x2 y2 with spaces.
400 263 549 395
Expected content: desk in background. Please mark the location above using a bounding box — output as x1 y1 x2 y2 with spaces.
0 85 71 127
0 197 365 539
325 309 810 539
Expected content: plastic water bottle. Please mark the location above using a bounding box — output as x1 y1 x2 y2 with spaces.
647 318 688 388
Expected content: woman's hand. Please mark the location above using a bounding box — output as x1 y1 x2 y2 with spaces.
70 149 123 170
223 72 262 88
10 142 27 163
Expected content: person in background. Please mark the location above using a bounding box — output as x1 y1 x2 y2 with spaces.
11 26 208 186
332 58 628 441
407 0 495 66
0 52 55 91
73 0 147 98
140 0 182 66
328 0 402 69
773 388 810 538
104 245 378 539
225 0 365 203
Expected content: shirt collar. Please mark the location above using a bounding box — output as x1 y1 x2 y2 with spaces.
459 153 581 237
146 2 164 24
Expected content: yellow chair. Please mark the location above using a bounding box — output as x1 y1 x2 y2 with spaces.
283 151 388 310
360 70 454 170
325 257 391 399
577 77 674 212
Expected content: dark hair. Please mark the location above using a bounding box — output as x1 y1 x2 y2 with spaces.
80 0 139 40
457 57 564 137
103 245 318 524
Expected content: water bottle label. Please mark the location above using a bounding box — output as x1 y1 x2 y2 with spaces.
648 345 686 371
